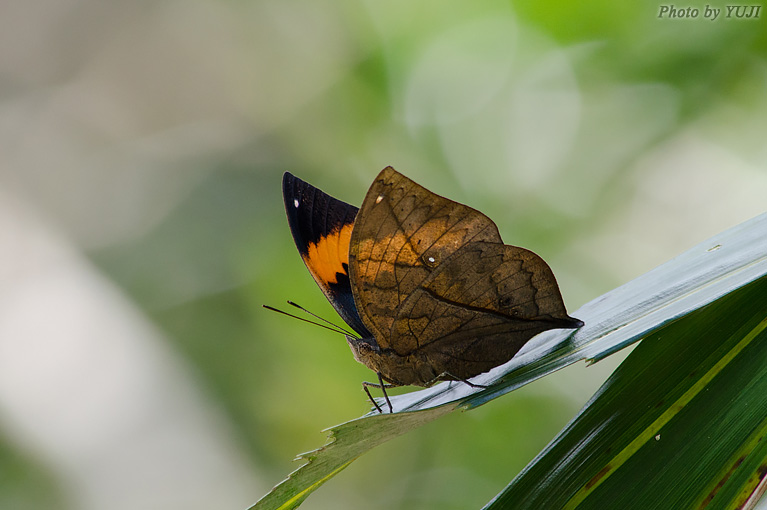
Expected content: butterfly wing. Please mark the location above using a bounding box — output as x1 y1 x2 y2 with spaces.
392 241 583 382
282 172 371 338
348 168 582 385
348 167 503 348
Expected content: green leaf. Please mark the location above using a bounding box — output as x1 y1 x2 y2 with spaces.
483 275 767 509
252 404 457 510
251 213 767 510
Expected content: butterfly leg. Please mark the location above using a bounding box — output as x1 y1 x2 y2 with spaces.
362 372 394 413
427 372 489 389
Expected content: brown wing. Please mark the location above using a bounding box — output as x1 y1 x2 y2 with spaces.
390 241 583 383
348 167 503 348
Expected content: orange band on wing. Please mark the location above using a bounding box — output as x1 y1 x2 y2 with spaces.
302 223 353 285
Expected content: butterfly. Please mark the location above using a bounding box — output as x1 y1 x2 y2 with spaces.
281 167 583 412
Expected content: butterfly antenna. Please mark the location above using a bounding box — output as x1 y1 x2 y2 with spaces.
287 301 359 339
262 304 353 337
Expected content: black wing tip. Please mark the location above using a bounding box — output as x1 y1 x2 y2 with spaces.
543 315 584 330
283 170 302 183
281 171 309 255
282 171 301 195
282 172 295 202
564 316 585 329
281 170 360 254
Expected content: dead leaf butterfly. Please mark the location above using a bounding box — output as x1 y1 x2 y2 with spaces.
280 167 583 412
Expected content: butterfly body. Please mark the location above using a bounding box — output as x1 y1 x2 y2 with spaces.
283 167 582 390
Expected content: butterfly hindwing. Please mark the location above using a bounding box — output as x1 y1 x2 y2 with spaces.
282 172 370 338
391 241 583 380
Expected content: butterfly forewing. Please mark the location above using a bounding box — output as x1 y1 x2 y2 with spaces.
282 172 371 338
349 167 503 348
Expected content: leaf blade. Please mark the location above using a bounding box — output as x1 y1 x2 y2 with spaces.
250 404 456 510
484 276 767 509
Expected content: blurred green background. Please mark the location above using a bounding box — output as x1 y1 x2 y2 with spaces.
1 1 765 509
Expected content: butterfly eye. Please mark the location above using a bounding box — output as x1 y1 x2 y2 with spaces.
500 297 513 308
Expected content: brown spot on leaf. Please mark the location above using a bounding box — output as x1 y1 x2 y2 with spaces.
696 456 746 509
585 465 612 490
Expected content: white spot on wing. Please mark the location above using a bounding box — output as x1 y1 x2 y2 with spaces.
293 199 299 208
375 195 384 204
